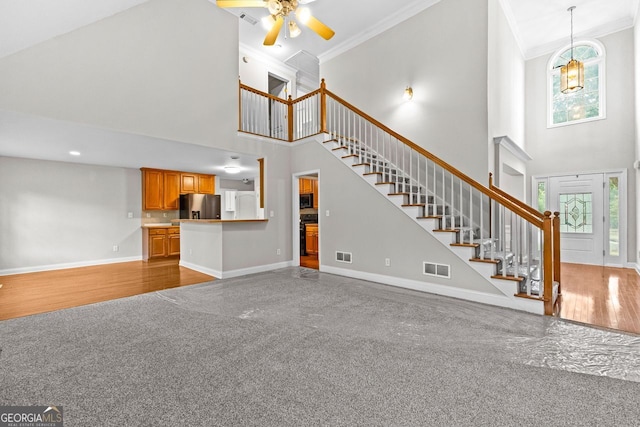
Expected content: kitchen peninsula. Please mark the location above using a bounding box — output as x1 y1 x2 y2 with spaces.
178 219 269 279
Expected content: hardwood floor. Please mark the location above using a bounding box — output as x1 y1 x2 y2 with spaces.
558 263 640 335
300 254 319 269
3 258 637 336
0 259 213 321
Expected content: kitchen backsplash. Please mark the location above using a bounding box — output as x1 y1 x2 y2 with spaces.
142 210 179 224
300 208 318 215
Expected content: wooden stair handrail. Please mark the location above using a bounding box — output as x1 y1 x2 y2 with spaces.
322 87 543 228
489 173 545 221
240 82 290 104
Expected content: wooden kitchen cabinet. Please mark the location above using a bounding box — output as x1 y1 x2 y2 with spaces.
299 178 313 194
305 224 318 255
143 227 180 260
167 228 181 256
142 168 180 210
312 179 319 209
181 172 215 195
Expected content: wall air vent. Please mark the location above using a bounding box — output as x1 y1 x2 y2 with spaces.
239 12 258 25
423 262 450 279
336 251 352 264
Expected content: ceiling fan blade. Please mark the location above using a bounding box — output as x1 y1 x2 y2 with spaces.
303 15 335 40
216 0 266 8
298 0 317 4
263 15 284 46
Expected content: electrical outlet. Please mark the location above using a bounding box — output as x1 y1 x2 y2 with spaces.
127 212 133 219
146 213 151 218
385 258 390 267
270 211 274 218
163 213 167 218
277 248 281 255
326 210 330 216
113 245 119 252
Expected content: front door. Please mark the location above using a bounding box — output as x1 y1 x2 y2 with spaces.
549 173 604 265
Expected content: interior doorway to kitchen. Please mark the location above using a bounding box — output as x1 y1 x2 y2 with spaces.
296 173 319 270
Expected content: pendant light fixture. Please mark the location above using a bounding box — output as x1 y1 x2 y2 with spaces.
560 6 584 94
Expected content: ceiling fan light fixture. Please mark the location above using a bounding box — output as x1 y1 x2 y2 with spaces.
295 7 311 24
261 14 276 30
267 0 283 16
288 21 302 38
403 86 413 101
561 6 584 94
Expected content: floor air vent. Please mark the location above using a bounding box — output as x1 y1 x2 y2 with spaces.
423 262 450 279
336 251 352 263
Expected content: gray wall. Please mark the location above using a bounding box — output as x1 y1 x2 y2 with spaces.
0 0 293 272
0 157 141 273
635 24 640 266
320 0 490 183
525 29 636 263
291 140 502 296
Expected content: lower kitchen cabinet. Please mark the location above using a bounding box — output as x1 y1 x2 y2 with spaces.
143 227 180 260
305 224 318 255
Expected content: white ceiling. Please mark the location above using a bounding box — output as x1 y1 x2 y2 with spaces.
0 0 637 175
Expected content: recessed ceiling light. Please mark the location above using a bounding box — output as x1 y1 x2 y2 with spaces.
224 166 241 174
69 151 81 156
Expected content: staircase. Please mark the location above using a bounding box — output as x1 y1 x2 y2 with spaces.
322 136 545 307
238 79 560 315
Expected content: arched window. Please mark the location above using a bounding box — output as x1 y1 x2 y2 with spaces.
548 40 605 127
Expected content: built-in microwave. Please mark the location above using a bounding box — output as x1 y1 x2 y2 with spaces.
300 193 313 209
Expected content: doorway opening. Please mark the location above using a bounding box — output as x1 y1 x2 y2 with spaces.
268 73 289 139
297 174 319 270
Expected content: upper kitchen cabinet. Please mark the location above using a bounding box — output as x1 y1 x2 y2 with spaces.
181 173 215 195
142 168 180 210
313 179 319 209
299 178 313 194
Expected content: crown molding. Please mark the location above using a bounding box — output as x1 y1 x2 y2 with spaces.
524 16 635 60
318 0 441 64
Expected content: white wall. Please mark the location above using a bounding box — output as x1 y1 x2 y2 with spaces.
525 29 636 263
320 0 490 183
239 46 298 98
0 157 142 274
635 21 640 267
488 0 526 189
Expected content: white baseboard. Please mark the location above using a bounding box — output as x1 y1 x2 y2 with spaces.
179 261 221 279
220 260 295 279
179 260 295 280
320 265 545 315
0 256 143 276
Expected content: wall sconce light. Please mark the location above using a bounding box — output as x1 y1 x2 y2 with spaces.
403 86 414 101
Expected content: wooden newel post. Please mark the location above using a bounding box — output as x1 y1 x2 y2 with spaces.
553 211 561 295
543 211 553 315
320 78 327 133
287 95 294 142
488 172 493 188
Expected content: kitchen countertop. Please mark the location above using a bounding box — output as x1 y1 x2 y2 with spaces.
141 223 180 228
178 219 268 223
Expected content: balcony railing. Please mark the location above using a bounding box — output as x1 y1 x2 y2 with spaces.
239 80 560 314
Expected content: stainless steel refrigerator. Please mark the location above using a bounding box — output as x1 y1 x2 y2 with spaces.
179 194 221 220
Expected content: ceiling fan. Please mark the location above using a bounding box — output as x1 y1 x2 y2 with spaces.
216 0 335 46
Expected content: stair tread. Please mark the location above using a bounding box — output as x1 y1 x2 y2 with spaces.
342 154 358 159
332 146 349 151
323 138 339 144
363 172 382 176
514 293 546 301
354 163 371 167
451 243 479 248
388 192 409 196
402 204 425 207
417 215 442 219
491 275 524 282
469 258 500 264
433 229 458 233
375 181 394 185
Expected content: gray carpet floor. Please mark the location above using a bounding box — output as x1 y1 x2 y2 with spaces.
1 267 639 426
